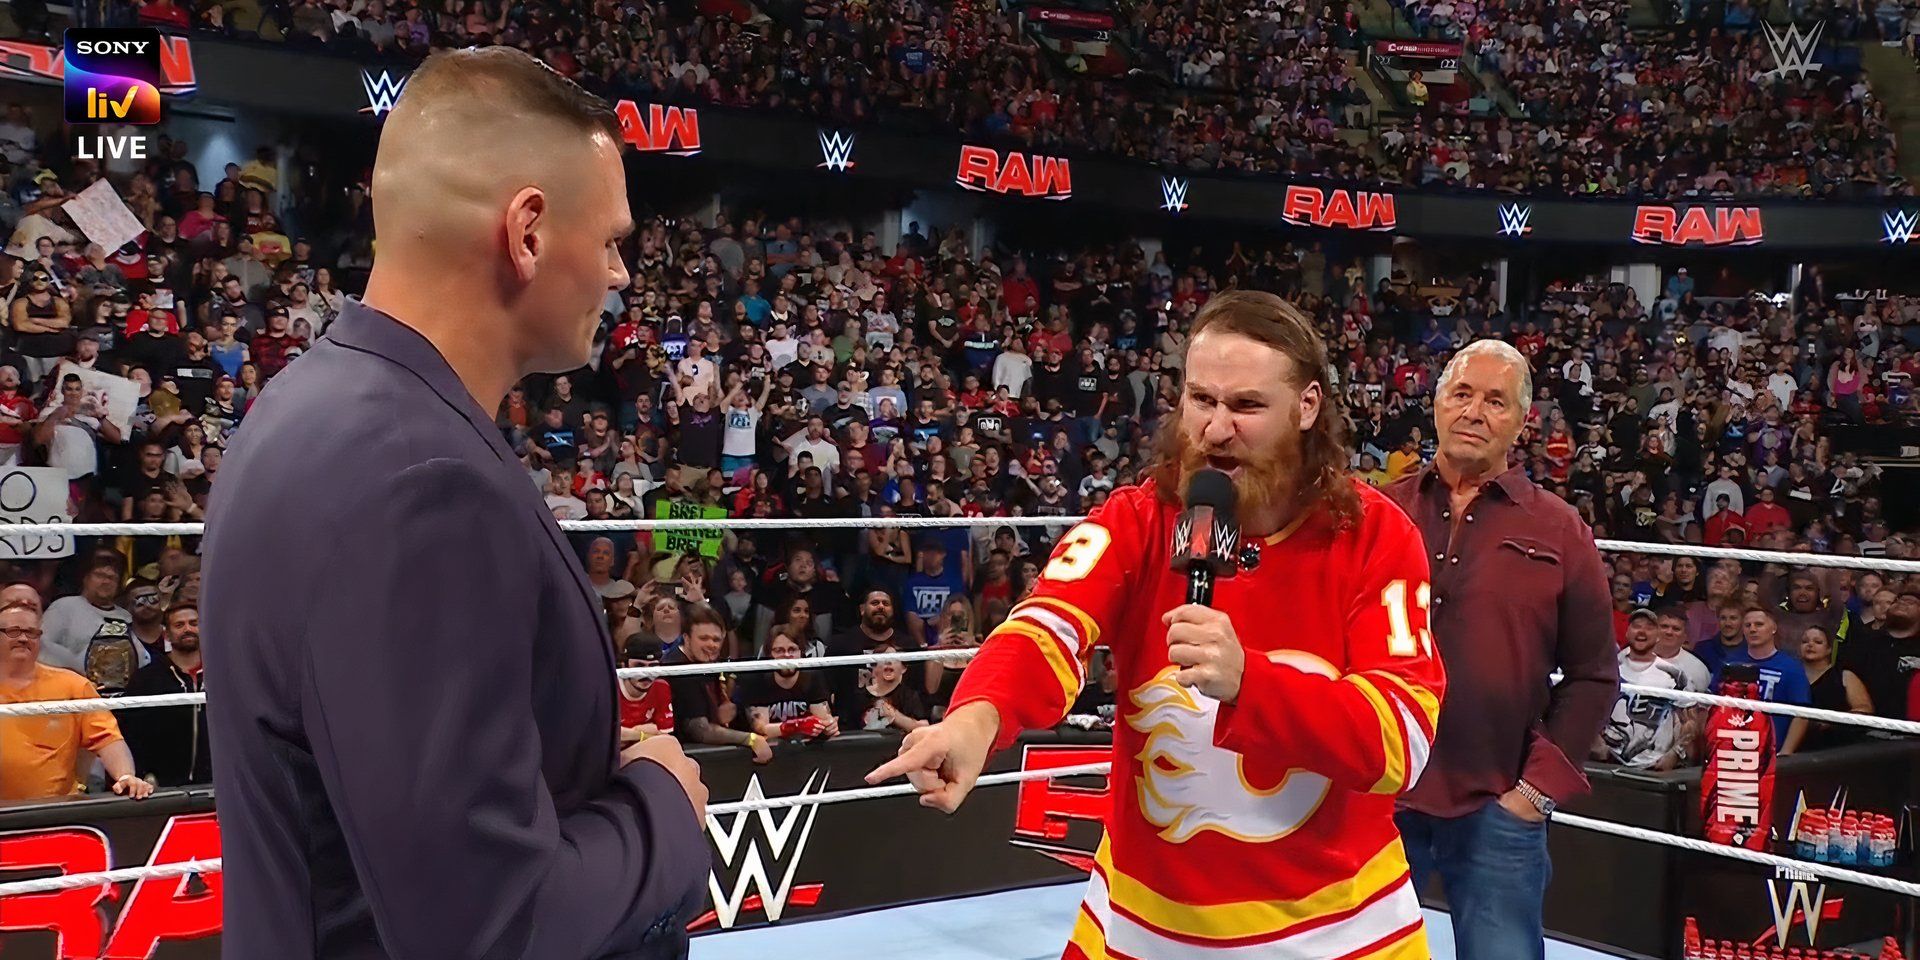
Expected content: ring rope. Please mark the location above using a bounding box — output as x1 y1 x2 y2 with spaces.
1550 810 1920 898
0 516 1913 574
6 649 1920 737
0 763 1111 900
0 650 980 718
1619 682 1920 735
3 762 1916 903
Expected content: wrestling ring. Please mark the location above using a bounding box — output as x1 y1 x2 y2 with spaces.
0 514 1916 960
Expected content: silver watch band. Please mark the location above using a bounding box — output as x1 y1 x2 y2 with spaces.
1516 779 1552 812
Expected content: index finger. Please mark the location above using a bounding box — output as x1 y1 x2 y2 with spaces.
865 739 939 785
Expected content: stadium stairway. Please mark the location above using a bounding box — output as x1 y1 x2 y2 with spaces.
1858 41 1920 184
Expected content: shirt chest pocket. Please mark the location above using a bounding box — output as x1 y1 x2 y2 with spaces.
1494 536 1564 603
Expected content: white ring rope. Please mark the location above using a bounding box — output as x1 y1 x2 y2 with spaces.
7 647 1920 737
0 762 1112 900
1550 811 1920 898
2 761 1915 905
1620 682 1920 736
0 516 1914 574
0 650 979 718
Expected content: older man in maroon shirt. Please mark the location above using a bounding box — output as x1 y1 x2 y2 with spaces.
1387 339 1618 960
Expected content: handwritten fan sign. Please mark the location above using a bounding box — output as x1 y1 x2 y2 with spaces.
0 467 74 558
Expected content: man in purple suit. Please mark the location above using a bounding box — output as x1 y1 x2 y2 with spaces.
201 48 710 959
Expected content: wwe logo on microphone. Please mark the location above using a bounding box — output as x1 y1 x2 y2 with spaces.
1883 209 1918 244
359 69 409 116
817 130 856 172
1497 203 1533 237
1160 177 1190 214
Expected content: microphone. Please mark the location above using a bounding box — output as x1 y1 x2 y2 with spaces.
1171 469 1240 606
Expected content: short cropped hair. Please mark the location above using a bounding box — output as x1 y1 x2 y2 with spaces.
397 47 619 142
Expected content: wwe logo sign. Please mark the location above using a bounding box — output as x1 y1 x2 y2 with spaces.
706 772 828 929
1766 867 1829 947
1160 177 1190 213
1759 21 1823 81
359 69 408 116
1497 203 1533 237
817 130 856 172
1883 209 1918 244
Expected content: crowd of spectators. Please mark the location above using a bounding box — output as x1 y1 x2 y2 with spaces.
102 0 1909 197
3 83 1920 799
1378 0 1904 196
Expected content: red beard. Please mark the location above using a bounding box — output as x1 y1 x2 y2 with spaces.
1164 420 1304 527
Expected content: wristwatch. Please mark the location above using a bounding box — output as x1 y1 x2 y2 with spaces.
1515 779 1556 817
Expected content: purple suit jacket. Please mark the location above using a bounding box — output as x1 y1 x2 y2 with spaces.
202 301 707 959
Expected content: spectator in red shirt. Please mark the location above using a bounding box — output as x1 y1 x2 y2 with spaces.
250 305 300 380
1703 494 1748 545
0 366 38 464
1744 486 1790 537
178 193 225 242
1000 259 1039 317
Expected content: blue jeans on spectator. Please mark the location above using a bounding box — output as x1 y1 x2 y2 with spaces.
1395 802 1551 960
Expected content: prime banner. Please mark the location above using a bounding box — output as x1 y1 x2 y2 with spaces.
5 35 1918 250
1 731 1916 958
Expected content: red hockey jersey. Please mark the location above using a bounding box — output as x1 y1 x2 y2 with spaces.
951 479 1445 960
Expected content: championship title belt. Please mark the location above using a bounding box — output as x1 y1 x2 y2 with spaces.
84 618 138 697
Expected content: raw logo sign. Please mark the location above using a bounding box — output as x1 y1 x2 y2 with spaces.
693 771 830 930
1007 744 1112 872
617 101 702 156
953 146 1073 200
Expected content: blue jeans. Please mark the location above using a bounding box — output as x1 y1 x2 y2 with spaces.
1396 803 1551 960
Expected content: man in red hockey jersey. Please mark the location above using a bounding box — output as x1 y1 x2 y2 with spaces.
869 291 1445 960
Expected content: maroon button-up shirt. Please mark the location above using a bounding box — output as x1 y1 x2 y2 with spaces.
1387 463 1619 817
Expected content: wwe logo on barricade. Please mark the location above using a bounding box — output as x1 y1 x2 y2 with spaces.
359 70 408 116
1497 203 1533 237
1883 209 1918 244
817 130 856 172
706 772 828 929
1160 177 1190 213
1759 21 1823 81
1765 867 1829 947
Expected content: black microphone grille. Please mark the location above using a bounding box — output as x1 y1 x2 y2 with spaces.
1185 468 1236 521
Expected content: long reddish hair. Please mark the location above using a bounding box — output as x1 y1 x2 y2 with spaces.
1147 290 1362 530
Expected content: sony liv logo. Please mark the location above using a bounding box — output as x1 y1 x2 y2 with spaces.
359 69 408 116
817 130 856 172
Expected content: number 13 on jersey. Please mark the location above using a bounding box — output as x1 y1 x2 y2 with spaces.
1380 579 1433 658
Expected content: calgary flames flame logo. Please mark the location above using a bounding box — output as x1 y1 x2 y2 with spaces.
1128 657 1333 844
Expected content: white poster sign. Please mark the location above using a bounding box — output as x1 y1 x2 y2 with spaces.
0 466 75 559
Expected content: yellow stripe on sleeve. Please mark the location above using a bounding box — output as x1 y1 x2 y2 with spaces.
1345 674 1408 795
991 619 1083 705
